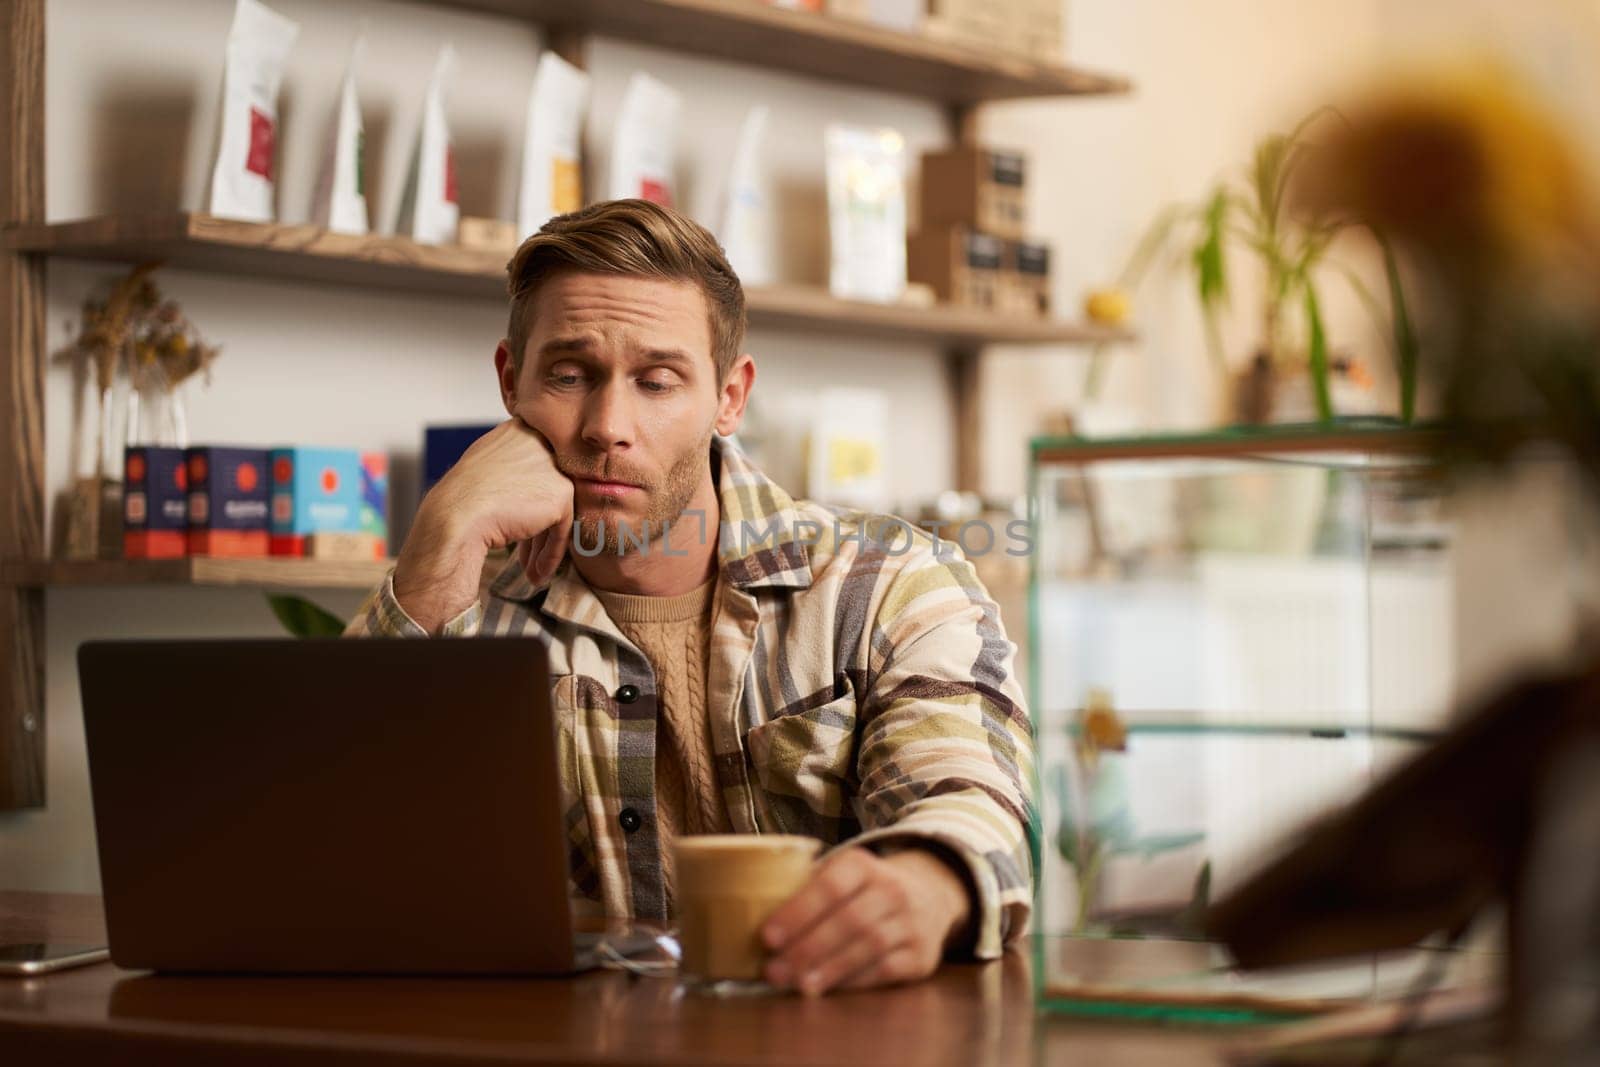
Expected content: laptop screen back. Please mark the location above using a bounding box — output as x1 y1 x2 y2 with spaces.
79 637 575 975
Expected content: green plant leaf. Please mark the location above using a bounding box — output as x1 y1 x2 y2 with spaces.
1128 831 1206 859
1081 341 1112 402
1087 759 1138 852
1073 840 1106 933
1117 202 1190 289
1192 189 1233 374
1332 260 1387 332
1201 305 1229 376
1270 106 1336 217
1176 860 1213 934
1049 764 1080 866
1294 218 1346 276
1252 134 1288 233
1303 279 1335 422
267 594 347 638
1193 189 1230 311
1378 235 1420 423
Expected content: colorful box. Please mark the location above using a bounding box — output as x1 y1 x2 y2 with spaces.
359 451 389 559
186 447 271 557
122 446 188 559
269 447 364 556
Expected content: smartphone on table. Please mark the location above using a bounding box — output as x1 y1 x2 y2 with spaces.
0 943 110 976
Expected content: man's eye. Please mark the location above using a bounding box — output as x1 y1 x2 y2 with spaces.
638 378 673 393
548 372 586 387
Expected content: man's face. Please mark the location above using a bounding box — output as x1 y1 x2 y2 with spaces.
507 271 722 549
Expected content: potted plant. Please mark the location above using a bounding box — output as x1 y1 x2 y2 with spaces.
1084 110 1420 426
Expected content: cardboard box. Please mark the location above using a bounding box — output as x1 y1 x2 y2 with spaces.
269 447 365 556
926 0 1001 36
1014 0 1064 59
925 0 1062 60
919 146 1027 240
186 447 270 557
122 446 188 559
923 0 1004 54
305 532 386 562
826 0 922 32
907 226 1005 309
457 215 519 257
1001 239 1052 317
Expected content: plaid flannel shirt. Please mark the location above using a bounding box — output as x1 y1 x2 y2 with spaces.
347 435 1036 959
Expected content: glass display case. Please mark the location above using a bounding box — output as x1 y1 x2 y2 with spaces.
1026 419 1476 1018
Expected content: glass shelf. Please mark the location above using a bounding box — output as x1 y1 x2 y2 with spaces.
1027 421 1459 1013
1052 712 1443 744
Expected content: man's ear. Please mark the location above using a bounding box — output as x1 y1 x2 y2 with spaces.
714 354 756 436
494 341 519 415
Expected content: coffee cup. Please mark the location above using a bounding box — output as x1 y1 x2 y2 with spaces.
674 834 820 990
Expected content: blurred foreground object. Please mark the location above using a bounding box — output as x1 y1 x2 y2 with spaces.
1210 64 1600 1059
1300 62 1600 494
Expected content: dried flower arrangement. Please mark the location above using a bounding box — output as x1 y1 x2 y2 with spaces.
60 264 221 558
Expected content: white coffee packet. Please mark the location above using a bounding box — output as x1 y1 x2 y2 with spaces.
517 52 590 240
396 45 460 246
608 72 681 206
311 33 369 235
808 387 889 510
207 0 299 222
824 124 908 303
717 105 773 287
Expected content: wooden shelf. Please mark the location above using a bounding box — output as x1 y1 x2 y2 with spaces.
5 214 1133 348
7 214 509 297
746 283 1128 347
1032 420 1444 465
2 557 392 591
431 0 1129 104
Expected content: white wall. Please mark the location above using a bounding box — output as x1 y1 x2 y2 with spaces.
3 0 955 893
975 0 1600 497
9 0 1595 894
976 0 1388 496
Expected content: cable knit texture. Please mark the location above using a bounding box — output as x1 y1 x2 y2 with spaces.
591 577 725 907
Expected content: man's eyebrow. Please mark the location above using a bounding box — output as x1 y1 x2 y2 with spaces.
538 336 593 357
642 348 695 368
536 339 698 370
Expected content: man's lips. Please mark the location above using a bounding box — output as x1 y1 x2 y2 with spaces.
573 476 643 498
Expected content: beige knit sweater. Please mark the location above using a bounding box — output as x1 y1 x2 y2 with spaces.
591 578 728 905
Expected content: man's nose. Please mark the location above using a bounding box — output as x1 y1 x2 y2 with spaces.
580 380 634 453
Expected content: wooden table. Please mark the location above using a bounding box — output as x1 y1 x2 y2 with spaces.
0 892 1242 1065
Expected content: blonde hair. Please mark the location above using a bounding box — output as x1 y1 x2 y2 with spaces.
505 198 746 382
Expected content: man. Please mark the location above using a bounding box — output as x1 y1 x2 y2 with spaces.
350 199 1034 994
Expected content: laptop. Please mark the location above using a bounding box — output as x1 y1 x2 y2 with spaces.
79 637 626 975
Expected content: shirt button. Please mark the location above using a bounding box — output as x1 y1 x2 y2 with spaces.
618 808 642 834
615 684 640 704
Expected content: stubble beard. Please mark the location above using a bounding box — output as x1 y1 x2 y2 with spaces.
566 424 714 556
